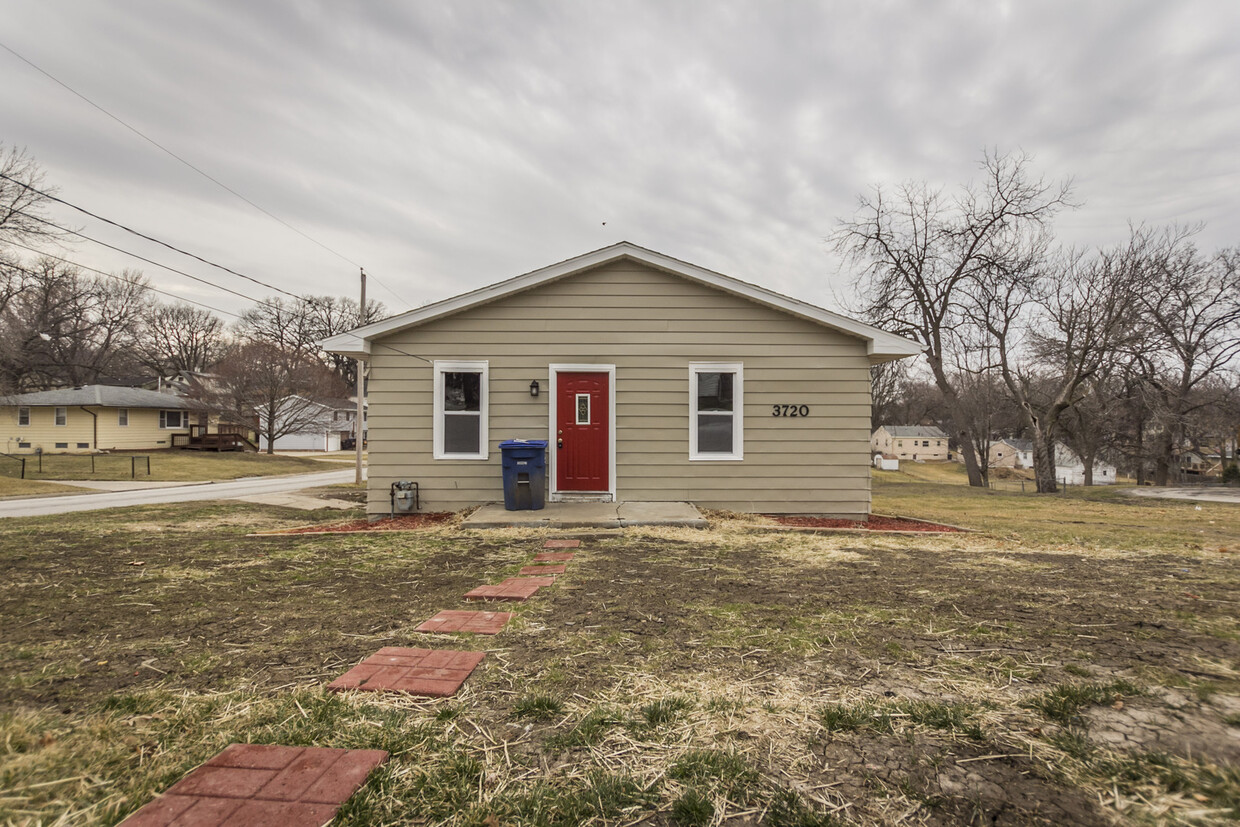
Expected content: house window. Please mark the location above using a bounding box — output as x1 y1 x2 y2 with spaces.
897 440 903 447
77 442 89 449
18 442 30 449
433 360 488 459
54 407 67 426
18 407 30 426
159 410 185 429
922 440 930 447
118 408 129 426
55 442 68 449
689 362 743 460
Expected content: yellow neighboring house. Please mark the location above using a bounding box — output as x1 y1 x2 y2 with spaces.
1 385 192 454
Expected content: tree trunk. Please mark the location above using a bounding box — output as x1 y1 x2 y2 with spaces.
1032 428 1058 494
1082 447 1095 486
265 408 276 455
1153 428 1174 486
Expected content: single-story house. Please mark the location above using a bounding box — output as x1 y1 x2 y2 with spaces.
870 425 948 461
1055 444 1117 485
258 396 363 452
323 242 921 518
988 438 1033 469
0 385 192 453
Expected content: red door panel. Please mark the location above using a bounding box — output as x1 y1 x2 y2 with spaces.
556 372 609 491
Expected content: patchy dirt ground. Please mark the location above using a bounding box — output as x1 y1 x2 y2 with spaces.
2 497 1239 825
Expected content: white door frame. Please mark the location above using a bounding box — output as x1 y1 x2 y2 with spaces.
547 363 616 502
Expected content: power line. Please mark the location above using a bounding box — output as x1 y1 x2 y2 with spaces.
5 242 243 318
1 39 417 312
0 38 366 271
0 171 307 303
12 211 283 310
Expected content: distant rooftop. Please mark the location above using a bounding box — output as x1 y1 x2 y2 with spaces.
0 385 190 409
878 425 947 438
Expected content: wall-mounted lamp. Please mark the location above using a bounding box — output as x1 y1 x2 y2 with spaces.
529 380 540 398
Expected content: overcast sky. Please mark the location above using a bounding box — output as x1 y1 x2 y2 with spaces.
3 1 1238 320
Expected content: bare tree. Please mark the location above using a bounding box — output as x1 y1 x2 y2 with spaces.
836 150 1073 486
0 144 68 249
973 245 1140 492
138 302 227 376
237 294 384 387
1133 230 1240 484
204 341 347 454
0 257 148 390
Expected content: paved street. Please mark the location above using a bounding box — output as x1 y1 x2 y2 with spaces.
0 469 361 518
1127 486 1240 504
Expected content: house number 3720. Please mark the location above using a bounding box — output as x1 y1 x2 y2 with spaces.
772 405 810 417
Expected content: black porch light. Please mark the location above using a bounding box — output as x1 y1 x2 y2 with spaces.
529 380 540 397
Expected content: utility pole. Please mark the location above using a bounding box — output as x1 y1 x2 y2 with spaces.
355 267 366 486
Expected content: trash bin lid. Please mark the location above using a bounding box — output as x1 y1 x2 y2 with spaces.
499 439 548 449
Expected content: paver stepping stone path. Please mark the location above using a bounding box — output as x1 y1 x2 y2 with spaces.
122 743 387 826
415 609 513 635
328 647 485 697
532 551 575 562
519 564 567 575
543 539 581 548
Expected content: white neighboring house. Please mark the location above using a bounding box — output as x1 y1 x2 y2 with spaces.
257 397 362 452
1055 443 1117 485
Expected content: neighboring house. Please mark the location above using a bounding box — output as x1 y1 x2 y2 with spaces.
323 242 921 518
0 385 191 454
870 425 948 461
257 397 362 452
1054 443 1117 485
988 438 1033 469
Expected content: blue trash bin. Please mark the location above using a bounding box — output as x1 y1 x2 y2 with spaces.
499 439 548 511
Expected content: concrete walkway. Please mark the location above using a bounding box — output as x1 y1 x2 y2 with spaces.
462 501 708 529
0 469 361 518
1127 486 1240 504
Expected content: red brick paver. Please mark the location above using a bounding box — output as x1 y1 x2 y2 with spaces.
463 577 543 602
519 564 567 575
415 609 513 635
543 539 581 548
532 551 575 562
327 647 485 697
121 743 387 826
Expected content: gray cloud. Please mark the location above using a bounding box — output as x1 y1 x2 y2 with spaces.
2 0 1237 316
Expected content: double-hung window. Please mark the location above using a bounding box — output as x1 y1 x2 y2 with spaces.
434 361 488 459
118 408 129 426
159 410 185 429
689 362 743 460
54 407 67 426
18 407 30 426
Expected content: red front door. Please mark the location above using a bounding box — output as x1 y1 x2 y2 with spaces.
556 372 609 491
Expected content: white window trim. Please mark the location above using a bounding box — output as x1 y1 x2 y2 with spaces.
54 406 67 427
433 360 489 460
118 408 129 427
18 406 30 426
159 410 186 429
689 362 743 461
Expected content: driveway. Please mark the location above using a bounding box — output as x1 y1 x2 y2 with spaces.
1127 486 1240 504
0 469 361 518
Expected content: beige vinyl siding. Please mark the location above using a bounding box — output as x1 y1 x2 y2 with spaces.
366 261 873 516
1 405 186 453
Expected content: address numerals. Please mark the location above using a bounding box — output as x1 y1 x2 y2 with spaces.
772 404 810 418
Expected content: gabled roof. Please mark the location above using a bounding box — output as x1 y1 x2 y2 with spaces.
322 242 922 364
0 385 190 409
996 438 1034 452
878 425 947 438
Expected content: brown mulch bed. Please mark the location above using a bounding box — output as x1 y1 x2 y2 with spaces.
270 513 455 534
767 514 963 532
